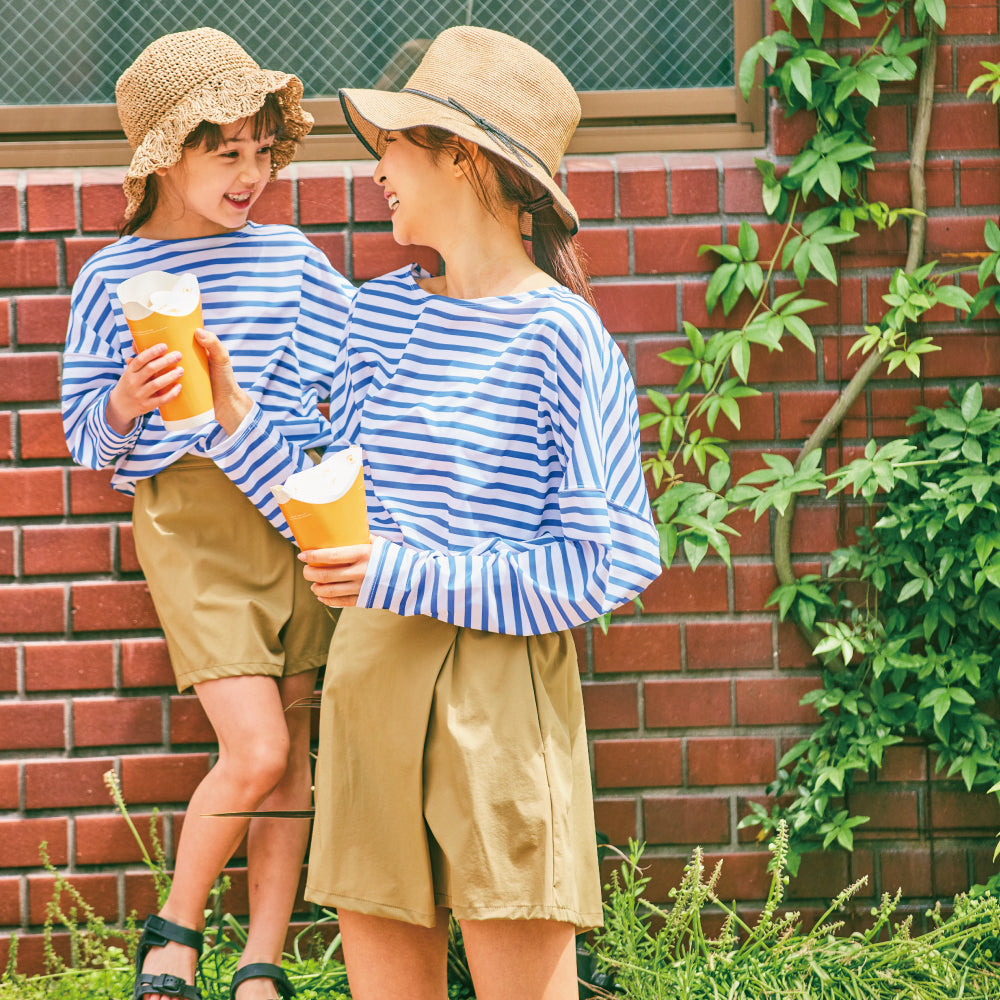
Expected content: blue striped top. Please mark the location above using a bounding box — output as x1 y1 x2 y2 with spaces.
207 264 661 635
61 223 356 494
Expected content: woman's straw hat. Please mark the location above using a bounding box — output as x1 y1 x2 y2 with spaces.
339 26 581 235
116 27 313 220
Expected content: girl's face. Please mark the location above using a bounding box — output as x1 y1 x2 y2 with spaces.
150 118 273 239
374 130 456 248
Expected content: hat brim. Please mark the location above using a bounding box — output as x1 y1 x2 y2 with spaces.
339 87 579 237
123 71 313 221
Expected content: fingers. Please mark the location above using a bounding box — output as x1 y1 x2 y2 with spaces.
298 544 371 567
195 327 231 367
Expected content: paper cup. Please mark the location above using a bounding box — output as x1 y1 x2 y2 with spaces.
272 446 370 550
116 271 215 431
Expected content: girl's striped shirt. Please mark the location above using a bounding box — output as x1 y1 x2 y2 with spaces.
208 264 661 635
61 222 356 494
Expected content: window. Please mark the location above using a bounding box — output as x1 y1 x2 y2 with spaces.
0 0 764 168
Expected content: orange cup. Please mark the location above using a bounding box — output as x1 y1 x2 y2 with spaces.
116 271 215 431
272 445 370 550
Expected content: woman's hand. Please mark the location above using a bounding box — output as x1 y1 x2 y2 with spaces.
195 327 253 436
106 343 183 436
299 544 373 607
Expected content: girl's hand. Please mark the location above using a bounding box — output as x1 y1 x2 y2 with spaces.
299 544 373 607
106 343 184 436
195 327 253 435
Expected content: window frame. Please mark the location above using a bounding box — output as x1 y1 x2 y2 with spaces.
0 1 764 169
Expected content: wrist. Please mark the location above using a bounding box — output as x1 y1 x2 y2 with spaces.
105 386 138 436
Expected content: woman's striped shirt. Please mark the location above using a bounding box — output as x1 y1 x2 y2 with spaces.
61 223 356 494
208 264 661 635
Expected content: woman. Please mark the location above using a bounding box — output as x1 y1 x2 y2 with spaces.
198 25 661 1000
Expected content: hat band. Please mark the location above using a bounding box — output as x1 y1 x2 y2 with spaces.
401 88 550 175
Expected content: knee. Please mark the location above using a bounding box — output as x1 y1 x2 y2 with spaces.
223 733 291 796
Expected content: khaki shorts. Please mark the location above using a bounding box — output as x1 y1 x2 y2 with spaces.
132 455 334 692
305 608 603 931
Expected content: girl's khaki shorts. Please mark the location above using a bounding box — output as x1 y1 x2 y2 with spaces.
132 455 334 692
305 608 603 931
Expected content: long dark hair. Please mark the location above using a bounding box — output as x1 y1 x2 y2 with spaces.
119 92 285 237
403 127 595 307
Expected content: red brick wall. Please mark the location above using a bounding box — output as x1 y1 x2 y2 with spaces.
3 9 1000 972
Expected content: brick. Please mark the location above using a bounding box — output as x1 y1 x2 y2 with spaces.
581 680 638 730
926 214 995 254
788 849 851 900
928 847 973 897
959 157 1000 207
617 154 667 219
880 848 932 897
958 44 1000 91
71 581 159 632
75 814 164 865
592 738 682 789
575 227 629 277
930 786 1000 832
0 818 68 867
73 696 162 747
0 298 8 346
24 758 114 809
0 467 63 517
0 526 12 575
24 641 115 691
19 410 71 459
870 387 930 437
0 702 66 751
0 762 18 809
249 178 293 225
297 163 349 225
306 232 348 276
0 876 19 924
124 871 162 922
15 294 72 345
1 932 72 976
0 173 20 230
565 159 615 219
645 677 731 728
121 753 211 803
680 276 757 330
735 676 822 725
592 797 637 846
65 237 115 284
777 621 818 669
845 787 919 834
640 564 728 614
0 354 60 403
352 174 390 222
351 231 439 282
929 103 999 151
727 509 771 558
687 737 776 785
733 563 779 613
723 161 767 212
922 333 1000 378
591 623 681 674
79 168 127 232
790 505 843 556
878 742 928 782
780 389 866 440
118 522 140 573
748 337 818 384
669 155 719 215
28 872 119 924
645 794 730 844
942 0 997 34
0 240 59 287
635 224 720 274
0 645 16 691
170 694 214 743
22 525 112 576
25 172 76 231
122 638 175 689
0 585 65 635
867 104 909 154
686 621 773 671
68 467 133 515
593 281 675 334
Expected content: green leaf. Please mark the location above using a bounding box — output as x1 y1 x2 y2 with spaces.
808 242 838 284
961 382 984 423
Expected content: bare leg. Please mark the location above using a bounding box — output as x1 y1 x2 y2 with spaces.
337 907 451 1000
234 669 318 1000
461 919 579 1000
137 675 298 1000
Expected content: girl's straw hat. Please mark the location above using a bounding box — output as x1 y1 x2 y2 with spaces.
116 27 313 220
339 26 581 235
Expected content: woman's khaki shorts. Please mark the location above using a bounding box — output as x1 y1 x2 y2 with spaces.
305 608 603 931
132 455 334 692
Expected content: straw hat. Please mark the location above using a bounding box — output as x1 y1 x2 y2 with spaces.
339 26 581 235
116 27 313 220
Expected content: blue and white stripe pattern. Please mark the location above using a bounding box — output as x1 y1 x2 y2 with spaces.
210 264 661 635
61 223 356 495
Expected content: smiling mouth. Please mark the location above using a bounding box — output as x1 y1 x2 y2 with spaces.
387 195 399 211
226 193 252 206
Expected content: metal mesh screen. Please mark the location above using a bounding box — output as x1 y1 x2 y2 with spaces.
0 0 734 106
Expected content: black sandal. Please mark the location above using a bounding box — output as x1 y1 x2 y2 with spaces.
229 963 297 999
133 914 204 1000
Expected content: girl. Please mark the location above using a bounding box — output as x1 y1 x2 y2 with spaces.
198 25 661 1000
61 28 355 1000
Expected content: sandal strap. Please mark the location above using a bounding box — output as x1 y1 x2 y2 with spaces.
139 914 205 955
230 963 297 999
135 972 202 1000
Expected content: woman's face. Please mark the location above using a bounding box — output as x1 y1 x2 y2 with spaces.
374 129 457 248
